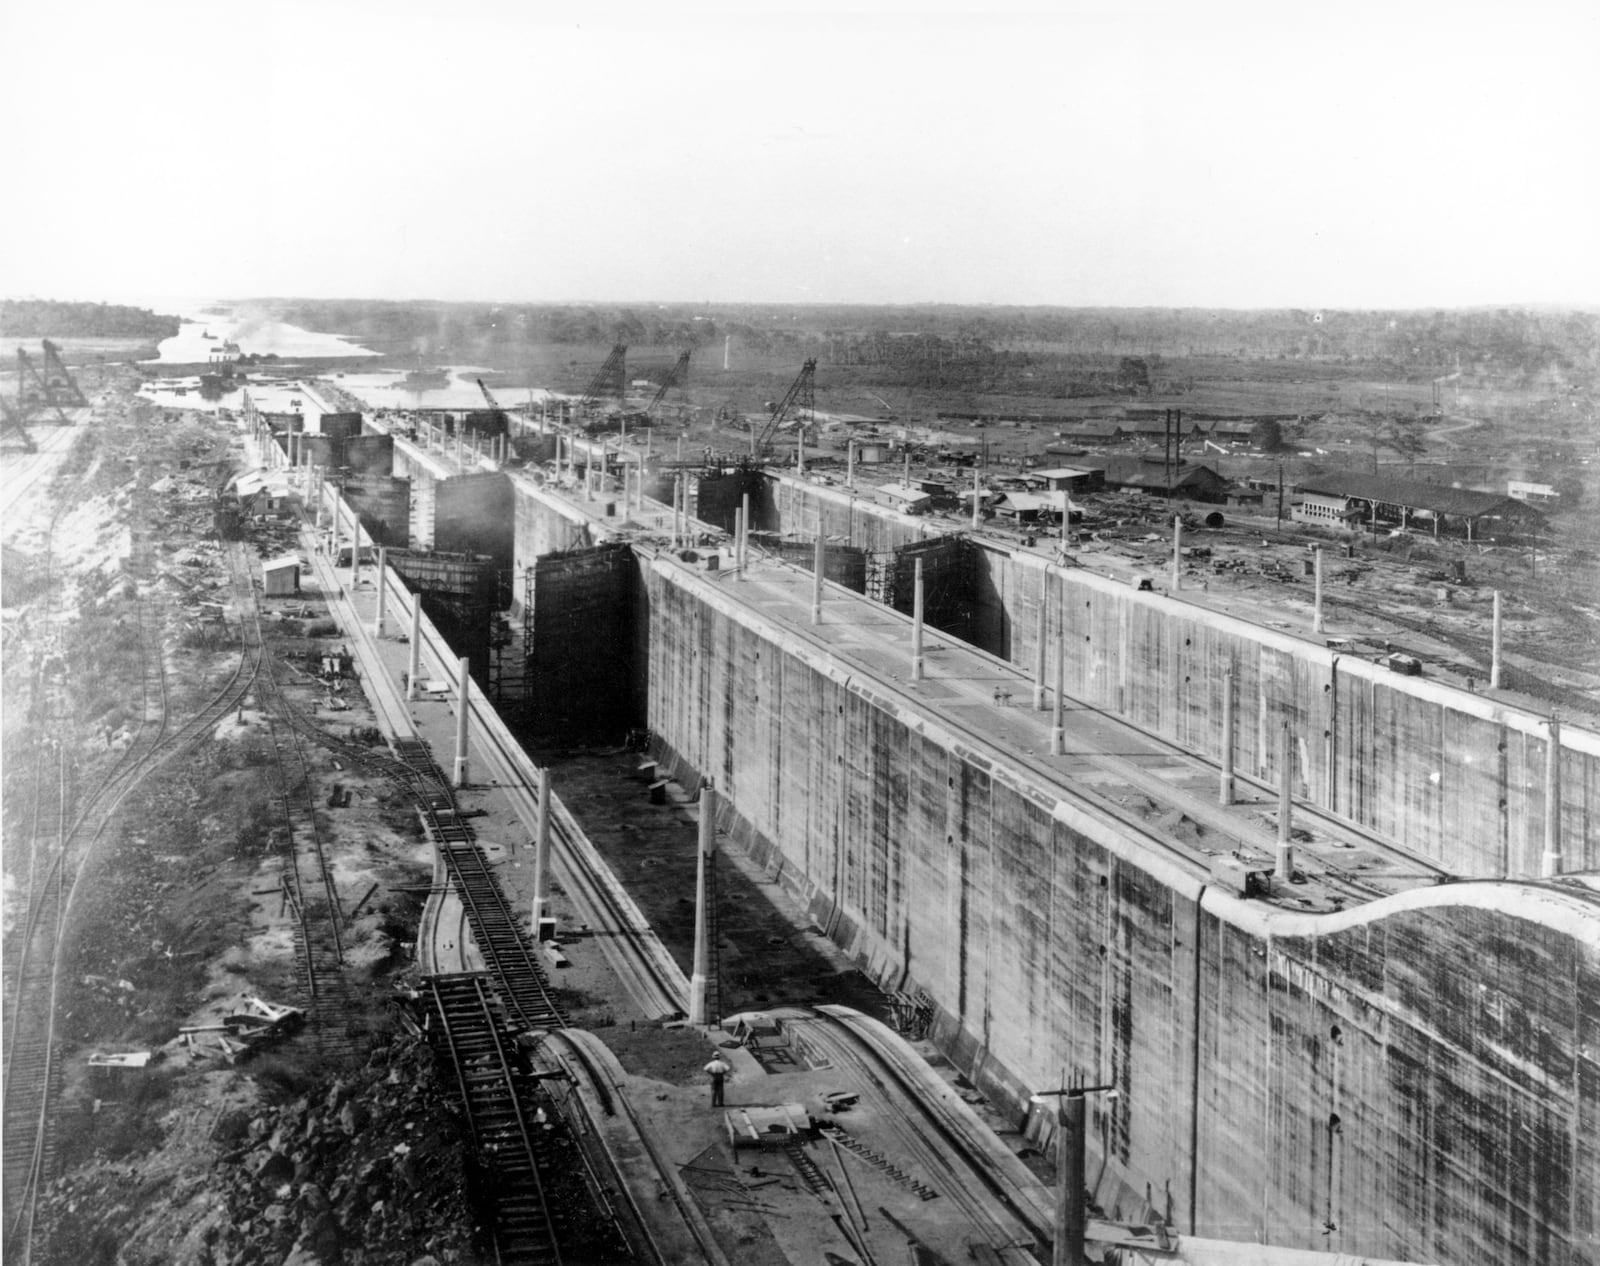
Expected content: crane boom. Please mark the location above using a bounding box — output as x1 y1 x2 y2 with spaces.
756 359 816 457
646 351 690 418
579 343 627 411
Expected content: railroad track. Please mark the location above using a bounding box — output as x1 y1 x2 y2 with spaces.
1 529 274 1260
274 676 574 1034
356 560 684 1019
227 545 358 1056
423 974 634 1266
789 1006 1051 1265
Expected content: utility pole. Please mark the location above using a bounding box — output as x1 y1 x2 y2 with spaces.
1034 1083 1118 1266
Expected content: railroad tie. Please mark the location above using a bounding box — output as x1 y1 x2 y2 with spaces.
782 1137 835 1200
818 1124 939 1201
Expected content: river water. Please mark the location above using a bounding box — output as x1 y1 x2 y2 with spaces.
141 300 377 364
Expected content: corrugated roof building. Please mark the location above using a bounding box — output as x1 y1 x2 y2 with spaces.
1293 471 1547 538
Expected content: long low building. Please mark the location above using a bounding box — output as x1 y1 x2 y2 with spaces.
1293 470 1548 539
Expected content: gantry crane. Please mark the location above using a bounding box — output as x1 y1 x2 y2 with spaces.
755 359 816 458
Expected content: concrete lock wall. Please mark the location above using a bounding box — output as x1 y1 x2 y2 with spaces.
344 433 394 476
769 473 936 552
696 469 766 534
761 481 1598 875
514 478 597 574
755 535 868 591
640 558 1600 1265
1195 891 1598 1266
434 471 514 572
530 543 637 742
972 545 1599 878
344 475 411 548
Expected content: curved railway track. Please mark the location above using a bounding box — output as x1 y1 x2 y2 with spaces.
2 533 269 1260
789 1006 1052 1264
424 974 573 1266
367 560 685 1019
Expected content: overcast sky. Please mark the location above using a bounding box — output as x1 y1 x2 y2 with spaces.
2 1 1596 310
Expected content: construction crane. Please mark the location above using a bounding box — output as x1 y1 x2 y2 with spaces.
645 351 690 420
0 393 34 453
473 377 513 434
7 341 89 451
578 343 627 414
17 341 88 425
755 359 816 458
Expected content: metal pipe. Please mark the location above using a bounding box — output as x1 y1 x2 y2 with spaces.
1491 590 1503 688
1056 1094 1088 1266
812 535 825 625
1171 515 1182 591
452 656 471 788
1277 722 1294 882
1313 547 1325 633
847 440 856 488
1543 718 1563 877
1051 626 1065 756
533 767 553 927
373 547 388 638
971 466 981 531
734 507 744 578
689 785 718 1025
1033 589 1048 710
406 598 421 701
741 492 751 568
1219 670 1235 804
911 557 925 680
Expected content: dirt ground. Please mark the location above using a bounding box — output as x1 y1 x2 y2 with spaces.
3 377 478 1265
540 746 897 1030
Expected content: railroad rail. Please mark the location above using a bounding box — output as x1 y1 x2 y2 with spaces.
3 529 267 1260
364 558 685 1019
227 542 358 1057
786 1005 1053 1264
423 974 637 1266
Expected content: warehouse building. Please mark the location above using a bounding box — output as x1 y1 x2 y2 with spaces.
1292 471 1548 540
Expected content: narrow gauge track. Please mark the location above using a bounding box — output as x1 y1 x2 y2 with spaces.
424 974 633 1266
268 681 575 1033
223 540 356 1056
376 565 685 1018
2 532 268 1261
790 1006 1052 1265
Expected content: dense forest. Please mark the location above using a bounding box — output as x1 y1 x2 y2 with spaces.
0 299 180 340
268 298 1599 385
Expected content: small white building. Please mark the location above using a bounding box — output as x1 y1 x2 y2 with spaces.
261 554 302 596
232 469 294 517
1507 480 1558 503
872 482 933 515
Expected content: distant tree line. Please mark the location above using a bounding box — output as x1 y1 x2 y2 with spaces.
270 299 1600 385
0 299 180 340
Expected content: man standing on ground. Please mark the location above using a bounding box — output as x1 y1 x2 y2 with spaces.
704 1053 732 1106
